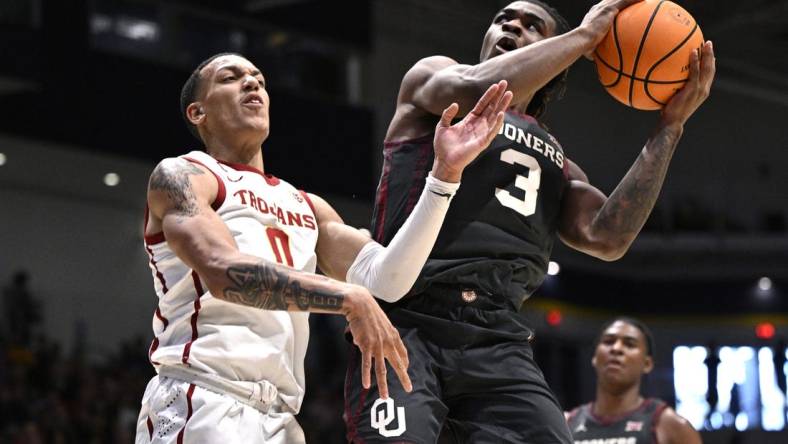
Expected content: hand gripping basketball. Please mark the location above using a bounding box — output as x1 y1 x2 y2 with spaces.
580 0 646 55
660 41 715 127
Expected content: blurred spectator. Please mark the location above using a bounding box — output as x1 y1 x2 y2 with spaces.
2 271 41 347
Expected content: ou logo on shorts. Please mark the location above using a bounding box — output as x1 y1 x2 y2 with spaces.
370 397 406 437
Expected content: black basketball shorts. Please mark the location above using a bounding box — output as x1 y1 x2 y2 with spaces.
343 287 572 444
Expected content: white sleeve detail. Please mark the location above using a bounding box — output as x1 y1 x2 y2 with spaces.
346 173 460 302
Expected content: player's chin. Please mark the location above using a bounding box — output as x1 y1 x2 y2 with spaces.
240 119 269 140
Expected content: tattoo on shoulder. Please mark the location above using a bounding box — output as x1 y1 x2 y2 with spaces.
223 263 344 312
149 159 206 217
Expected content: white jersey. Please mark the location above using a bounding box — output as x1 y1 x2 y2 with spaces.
143 150 318 413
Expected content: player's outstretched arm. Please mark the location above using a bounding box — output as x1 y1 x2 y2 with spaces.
401 0 642 118
313 81 512 298
147 158 411 398
558 42 715 261
656 408 703 444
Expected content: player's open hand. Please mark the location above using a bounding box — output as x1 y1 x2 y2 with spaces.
431 80 513 183
344 285 411 398
660 41 715 129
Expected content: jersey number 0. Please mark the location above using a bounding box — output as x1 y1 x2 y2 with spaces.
266 227 294 267
495 149 541 217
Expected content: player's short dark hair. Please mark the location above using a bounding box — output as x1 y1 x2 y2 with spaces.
180 52 243 142
596 316 656 358
521 0 571 120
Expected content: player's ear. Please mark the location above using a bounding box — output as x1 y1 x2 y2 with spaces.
186 102 206 125
591 355 598 368
642 355 654 375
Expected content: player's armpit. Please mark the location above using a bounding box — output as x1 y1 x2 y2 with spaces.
308 193 373 281
557 159 623 261
406 56 480 117
557 179 621 261
148 158 241 281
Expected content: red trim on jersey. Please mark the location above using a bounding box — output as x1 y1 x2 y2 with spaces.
299 190 316 216
181 271 204 365
345 345 374 443
144 232 166 244
590 398 652 426
183 156 227 210
155 307 170 329
144 242 169 293
143 205 166 244
506 108 539 124
383 133 433 149
650 399 668 444
373 154 392 243
176 384 196 444
562 156 570 181
405 142 432 214
148 337 161 365
216 159 281 186
148 306 169 366
146 415 153 440
376 136 434 243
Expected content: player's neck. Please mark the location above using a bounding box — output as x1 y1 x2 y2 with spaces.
205 136 266 172
592 384 643 419
510 95 533 117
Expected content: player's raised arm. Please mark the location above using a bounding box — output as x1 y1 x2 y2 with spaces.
400 0 643 118
558 42 715 261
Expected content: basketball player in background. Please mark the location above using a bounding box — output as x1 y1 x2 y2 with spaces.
344 0 715 442
567 318 702 444
135 52 512 443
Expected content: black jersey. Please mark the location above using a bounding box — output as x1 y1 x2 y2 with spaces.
566 399 668 444
372 111 568 309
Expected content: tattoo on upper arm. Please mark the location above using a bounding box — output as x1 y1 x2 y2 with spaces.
223 263 344 311
150 160 206 218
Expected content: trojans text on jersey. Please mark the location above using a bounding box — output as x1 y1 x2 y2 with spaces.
232 189 316 230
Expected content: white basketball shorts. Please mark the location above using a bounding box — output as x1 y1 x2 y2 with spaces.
135 376 305 444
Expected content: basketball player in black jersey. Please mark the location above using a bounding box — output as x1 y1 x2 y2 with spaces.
566 318 701 444
344 0 715 442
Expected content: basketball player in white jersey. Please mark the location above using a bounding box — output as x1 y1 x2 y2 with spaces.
135 52 512 444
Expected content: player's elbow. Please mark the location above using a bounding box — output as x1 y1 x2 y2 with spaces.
372 279 411 303
437 72 493 115
591 239 631 262
198 251 237 296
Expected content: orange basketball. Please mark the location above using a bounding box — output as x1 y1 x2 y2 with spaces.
594 0 704 110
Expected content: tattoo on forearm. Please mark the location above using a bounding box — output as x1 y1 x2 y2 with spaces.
150 160 206 218
223 263 344 311
594 128 680 235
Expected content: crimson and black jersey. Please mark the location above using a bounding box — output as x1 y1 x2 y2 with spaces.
371 111 569 309
566 399 668 444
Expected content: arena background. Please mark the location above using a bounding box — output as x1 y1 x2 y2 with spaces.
0 0 786 442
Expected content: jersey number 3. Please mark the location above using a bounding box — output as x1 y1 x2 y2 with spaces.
495 149 541 217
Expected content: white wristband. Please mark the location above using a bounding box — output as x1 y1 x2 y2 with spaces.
346 172 459 302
